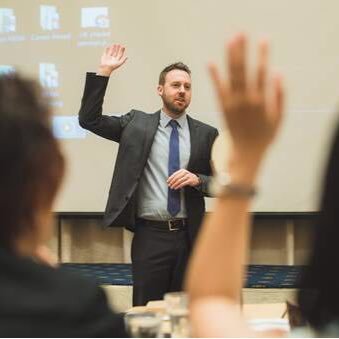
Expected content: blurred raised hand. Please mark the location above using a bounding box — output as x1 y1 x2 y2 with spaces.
186 34 286 338
209 33 284 177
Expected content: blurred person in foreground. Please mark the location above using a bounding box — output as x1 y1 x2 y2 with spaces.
186 32 339 338
186 33 285 337
0 74 127 337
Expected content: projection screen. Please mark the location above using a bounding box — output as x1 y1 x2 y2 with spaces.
1 0 339 212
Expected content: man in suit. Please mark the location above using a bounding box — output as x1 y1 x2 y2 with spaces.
79 44 218 306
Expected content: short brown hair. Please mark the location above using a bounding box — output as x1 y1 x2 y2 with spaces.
158 62 191 85
0 74 65 250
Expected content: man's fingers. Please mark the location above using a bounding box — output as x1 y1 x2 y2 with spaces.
117 46 125 60
109 44 116 56
167 169 185 183
168 174 186 187
170 173 192 189
119 56 128 66
112 44 119 57
168 170 192 188
169 175 188 189
172 178 191 190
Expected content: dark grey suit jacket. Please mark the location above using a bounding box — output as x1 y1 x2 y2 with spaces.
79 72 218 243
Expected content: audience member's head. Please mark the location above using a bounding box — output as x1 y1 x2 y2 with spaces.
298 121 339 329
0 73 126 338
0 73 65 255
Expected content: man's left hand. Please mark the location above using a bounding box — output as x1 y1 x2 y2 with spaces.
167 169 200 189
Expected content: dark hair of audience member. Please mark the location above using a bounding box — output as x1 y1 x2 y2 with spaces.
0 74 65 251
298 120 339 329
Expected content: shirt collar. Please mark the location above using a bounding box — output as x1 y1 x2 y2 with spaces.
160 110 187 128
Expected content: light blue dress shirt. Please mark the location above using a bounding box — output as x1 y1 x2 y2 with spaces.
137 110 191 220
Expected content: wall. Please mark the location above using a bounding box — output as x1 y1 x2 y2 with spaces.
51 213 315 265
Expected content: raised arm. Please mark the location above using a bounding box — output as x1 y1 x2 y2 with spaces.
78 44 132 142
185 33 284 337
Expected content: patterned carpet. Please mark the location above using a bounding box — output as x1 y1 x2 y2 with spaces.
62 263 305 288
245 264 304 288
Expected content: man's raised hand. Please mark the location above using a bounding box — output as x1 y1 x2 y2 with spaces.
97 44 128 76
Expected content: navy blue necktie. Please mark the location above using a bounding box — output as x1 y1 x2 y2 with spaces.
167 120 181 216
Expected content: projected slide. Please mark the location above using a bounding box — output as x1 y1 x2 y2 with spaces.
1 3 112 140
2 0 339 213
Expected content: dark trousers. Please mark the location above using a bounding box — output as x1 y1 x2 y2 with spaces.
131 222 190 306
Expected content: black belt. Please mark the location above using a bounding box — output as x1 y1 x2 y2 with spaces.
141 218 187 231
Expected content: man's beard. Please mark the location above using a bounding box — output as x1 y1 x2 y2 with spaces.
162 96 189 116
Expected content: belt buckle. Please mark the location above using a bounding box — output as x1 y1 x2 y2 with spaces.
168 219 180 231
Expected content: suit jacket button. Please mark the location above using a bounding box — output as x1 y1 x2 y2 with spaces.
125 196 129 201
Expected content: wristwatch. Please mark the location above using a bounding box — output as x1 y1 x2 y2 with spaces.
209 171 257 198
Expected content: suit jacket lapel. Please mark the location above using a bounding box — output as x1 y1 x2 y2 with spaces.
187 115 200 170
142 110 160 160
